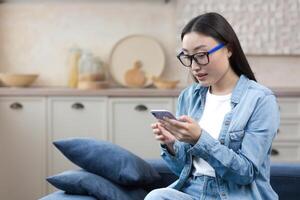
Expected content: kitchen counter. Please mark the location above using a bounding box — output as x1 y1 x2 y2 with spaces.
0 87 299 97
0 87 182 97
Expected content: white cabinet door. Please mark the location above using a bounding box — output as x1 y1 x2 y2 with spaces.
273 97 300 162
47 97 108 181
109 97 174 159
271 142 300 163
0 97 46 200
173 97 178 115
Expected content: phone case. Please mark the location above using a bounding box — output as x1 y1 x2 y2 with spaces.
150 110 176 120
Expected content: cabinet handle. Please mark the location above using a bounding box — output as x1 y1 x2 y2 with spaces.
134 104 148 111
71 102 85 110
10 102 23 110
271 148 279 156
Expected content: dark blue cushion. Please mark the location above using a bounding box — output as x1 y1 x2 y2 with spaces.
53 138 161 186
270 163 300 200
47 170 86 195
46 170 148 200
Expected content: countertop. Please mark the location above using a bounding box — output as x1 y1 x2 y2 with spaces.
0 87 299 97
0 87 182 97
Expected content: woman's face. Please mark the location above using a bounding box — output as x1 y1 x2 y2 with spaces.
181 32 234 87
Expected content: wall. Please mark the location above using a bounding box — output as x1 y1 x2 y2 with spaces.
0 0 299 88
177 0 300 55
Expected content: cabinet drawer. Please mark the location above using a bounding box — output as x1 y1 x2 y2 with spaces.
276 119 300 141
271 143 300 163
278 98 300 117
48 97 108 140
109 98 174 159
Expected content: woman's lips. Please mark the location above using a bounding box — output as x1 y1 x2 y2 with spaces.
196 73 208 80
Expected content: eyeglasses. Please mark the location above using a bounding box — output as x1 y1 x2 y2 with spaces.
176 43 225 68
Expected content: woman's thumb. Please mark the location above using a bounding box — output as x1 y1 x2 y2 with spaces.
178 115 193 123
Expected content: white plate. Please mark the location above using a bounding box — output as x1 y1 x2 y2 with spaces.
109 35 165 87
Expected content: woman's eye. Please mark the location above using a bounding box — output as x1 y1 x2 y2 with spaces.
195 54 206 59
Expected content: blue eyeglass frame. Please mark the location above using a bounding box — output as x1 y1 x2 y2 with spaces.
177 43 225 67
207 43 225 54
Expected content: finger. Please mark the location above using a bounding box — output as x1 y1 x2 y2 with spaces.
158 119 166 124
178 115 194 123
160 122 182 139
157 123 168 133
153 128 162 135
162 117 188 131
158 125 180 142
157 124 175 136
151 123 158 129
155 134 165 141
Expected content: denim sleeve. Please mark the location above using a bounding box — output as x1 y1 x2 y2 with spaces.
188 94 280 185
160 140 187 176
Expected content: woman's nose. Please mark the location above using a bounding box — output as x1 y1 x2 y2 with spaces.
191 61 202 71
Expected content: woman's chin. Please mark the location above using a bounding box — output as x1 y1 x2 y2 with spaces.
197 80 210 87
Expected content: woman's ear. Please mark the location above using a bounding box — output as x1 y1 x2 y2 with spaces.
228 50 232 58
226 46 232 58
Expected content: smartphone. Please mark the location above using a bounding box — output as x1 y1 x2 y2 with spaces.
150 109 177 120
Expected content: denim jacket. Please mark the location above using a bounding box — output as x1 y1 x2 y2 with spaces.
161 75 280 200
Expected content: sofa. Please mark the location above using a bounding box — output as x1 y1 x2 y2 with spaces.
41 159 300 200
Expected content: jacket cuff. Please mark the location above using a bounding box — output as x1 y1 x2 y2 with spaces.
160 140 180 158
188 130 219 160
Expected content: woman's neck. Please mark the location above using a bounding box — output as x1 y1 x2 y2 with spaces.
210 68 239 95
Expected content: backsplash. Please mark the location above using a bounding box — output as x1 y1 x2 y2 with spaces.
0 0 299 88
176 0 300 55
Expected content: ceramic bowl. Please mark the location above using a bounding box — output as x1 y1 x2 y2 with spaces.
0 73 38 87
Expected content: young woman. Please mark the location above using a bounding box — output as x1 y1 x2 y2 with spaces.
145 12 280 200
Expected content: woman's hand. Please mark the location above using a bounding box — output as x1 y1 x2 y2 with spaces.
151 122 177 155
160 115 202 145
151 122 176 145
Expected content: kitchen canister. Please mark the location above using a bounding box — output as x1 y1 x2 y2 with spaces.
77 51 108 89
67 47 82 88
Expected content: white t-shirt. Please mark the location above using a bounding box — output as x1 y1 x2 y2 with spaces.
192 89 232 177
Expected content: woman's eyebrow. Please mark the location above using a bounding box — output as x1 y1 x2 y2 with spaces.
182 44 207 52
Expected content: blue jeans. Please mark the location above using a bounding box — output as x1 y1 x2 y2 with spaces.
144 175 220 200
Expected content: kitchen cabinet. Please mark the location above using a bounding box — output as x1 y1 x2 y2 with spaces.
271 97 300 162
173 97 178 112
47 97 108 191
109 97 175 159
0 97 46 200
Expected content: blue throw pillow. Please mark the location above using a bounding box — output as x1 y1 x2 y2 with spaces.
47 170 148 200
53 138 161 186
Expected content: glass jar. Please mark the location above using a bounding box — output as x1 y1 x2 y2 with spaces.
78 51 106 82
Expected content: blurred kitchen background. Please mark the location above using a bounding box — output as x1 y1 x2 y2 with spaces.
0 0 299 88
1 0 300 200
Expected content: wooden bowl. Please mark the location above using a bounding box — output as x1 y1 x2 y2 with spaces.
77 81 109 90
152 77 179 89
0 73 38 87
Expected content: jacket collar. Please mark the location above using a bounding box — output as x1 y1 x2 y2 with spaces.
193 75 250 104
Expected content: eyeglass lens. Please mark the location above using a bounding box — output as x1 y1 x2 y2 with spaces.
179 53 208 67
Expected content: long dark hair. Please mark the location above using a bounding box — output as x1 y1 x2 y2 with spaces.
181 12 256 81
